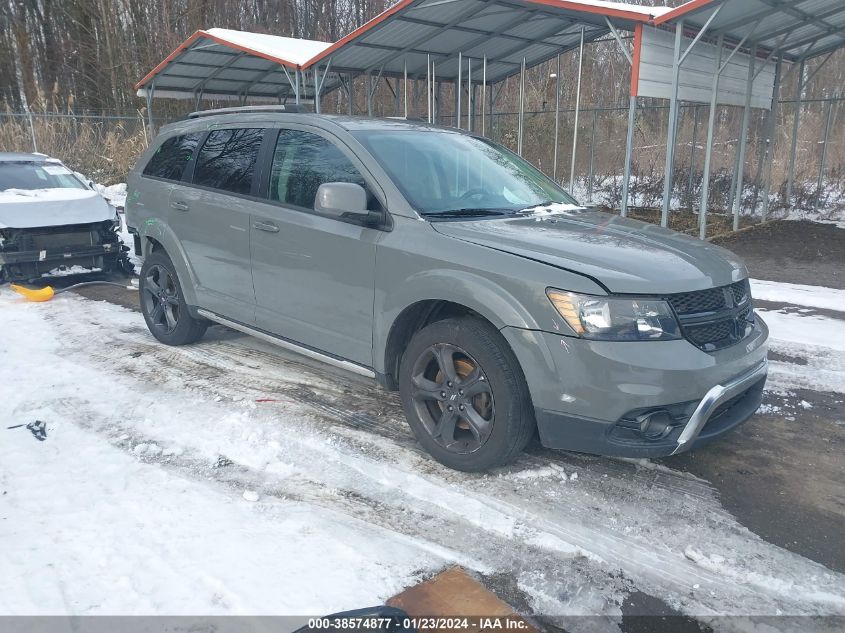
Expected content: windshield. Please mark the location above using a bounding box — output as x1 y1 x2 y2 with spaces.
351 130 579 216
0 161 87 192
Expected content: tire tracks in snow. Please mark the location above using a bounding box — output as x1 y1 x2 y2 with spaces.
37 295 845 619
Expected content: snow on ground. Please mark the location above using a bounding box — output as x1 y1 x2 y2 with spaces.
2 287 845 623
751 280 845 394
94 182 127 210
751 279 845 312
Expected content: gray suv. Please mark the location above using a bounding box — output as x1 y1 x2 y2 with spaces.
126 106 768 472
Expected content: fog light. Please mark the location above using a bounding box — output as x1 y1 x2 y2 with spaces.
636 410 674 440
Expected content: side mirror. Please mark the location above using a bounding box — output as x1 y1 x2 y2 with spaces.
315 182 369 218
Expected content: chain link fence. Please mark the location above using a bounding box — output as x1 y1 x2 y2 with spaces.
2 98 842 234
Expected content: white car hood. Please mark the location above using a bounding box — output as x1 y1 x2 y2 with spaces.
0 188 114 229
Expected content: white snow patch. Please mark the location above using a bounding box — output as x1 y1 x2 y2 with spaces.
751 279 845 312
3 289 845 618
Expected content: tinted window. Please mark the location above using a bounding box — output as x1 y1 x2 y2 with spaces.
268 130 365 208
143 133 202 181
193 128 264 195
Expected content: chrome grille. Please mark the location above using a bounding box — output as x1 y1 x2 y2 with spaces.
668 281 754 351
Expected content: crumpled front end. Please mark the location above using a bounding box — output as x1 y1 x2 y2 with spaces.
0 220 131 282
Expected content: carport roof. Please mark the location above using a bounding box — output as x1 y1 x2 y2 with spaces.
655 0 845 62
303 0 673 83
135 28 334 101
136 0 675 98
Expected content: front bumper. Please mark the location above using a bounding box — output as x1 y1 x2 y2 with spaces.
501 315 768 458
534 359 766 457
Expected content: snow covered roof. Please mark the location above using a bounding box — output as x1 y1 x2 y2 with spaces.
135 29 334 102
204 28 333 66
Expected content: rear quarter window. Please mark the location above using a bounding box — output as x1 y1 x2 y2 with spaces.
143 133 203 181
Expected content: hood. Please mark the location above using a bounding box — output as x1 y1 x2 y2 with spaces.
431 208 748 294
0 188 115 229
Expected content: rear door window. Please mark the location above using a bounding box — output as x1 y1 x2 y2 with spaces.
268 129 366 208
193 128 264 196
143 133 202 181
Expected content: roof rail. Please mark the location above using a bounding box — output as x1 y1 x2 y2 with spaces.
187 104 310 118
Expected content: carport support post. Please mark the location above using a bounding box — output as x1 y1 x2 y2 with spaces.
468 58 473 132
569 27 585 192
146 82 155 137
661 20 684 227
699 34 724 240
457 52 462 129
733 44 757 232
427 55 432 123
295 70 300 105
518 57 526 156
687 105 700 209
348 74 355 115
785 59 805 207
761 57 783 222
815 94 836 213
621 97 637 217
587 108 597 202
553 54 561 183
404 59 408 118
481 55 487 136
314 67 321 113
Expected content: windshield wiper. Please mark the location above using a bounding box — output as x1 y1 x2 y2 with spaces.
422 208 508 219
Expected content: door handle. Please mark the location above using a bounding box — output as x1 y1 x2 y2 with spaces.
171 200 189 212
253 220 280 233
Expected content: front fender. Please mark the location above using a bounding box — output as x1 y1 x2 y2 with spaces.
373 268 542 374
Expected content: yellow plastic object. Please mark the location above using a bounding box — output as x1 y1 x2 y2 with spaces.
10 284 56 302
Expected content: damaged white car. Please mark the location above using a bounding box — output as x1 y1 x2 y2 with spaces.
0 152 131 282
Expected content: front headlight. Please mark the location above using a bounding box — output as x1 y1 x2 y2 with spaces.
547 289 681 341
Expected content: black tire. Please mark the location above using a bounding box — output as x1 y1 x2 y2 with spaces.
139 250 207 346
399 316 535 472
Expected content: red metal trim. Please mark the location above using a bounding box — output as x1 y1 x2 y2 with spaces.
630 23 643 97
304 0 417 69
652 0 719 26
525 0 658 22
135 29 299 90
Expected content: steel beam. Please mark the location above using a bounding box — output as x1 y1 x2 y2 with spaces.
661 21 685 227
621 96 637 217
553 54 561 182
570 27 585 192
468 58 473 132
518 57 526 155
733 45 757 231
785 59 805 206
815 95 836 213
761 57 783 221
699 34 724 240
482 55 487 136
457 52 463 129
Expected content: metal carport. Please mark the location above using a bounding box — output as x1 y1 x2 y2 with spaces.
135 28 335 108
640 0 845 236
135 0 845 237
